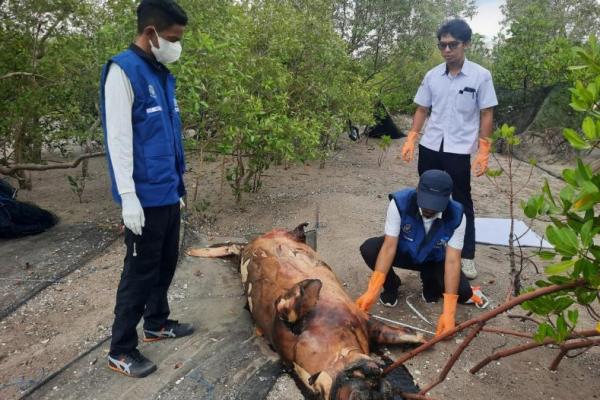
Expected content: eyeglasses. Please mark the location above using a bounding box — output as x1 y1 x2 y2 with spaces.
437 41 462 50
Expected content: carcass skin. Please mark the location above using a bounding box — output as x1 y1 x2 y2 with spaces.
190 225 424 399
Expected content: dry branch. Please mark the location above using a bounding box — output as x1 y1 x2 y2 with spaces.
0 71 45 80
481 326 533 339
419 323 484 395
549 337 600 370
0 152 105 175
400 393 438 400
383 279 586 376
470 329 600 374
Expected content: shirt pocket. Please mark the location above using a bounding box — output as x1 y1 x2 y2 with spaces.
455 91 477 114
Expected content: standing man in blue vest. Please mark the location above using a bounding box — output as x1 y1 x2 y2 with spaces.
100 0 193 378
355 170 487 337
401 19 498 280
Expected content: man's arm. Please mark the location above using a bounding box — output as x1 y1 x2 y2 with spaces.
105 63 145 236
401 106 428 163
373 235 399 276
409 105 429 135
355 235 398 312
443 245 461 295
479 107 494 140
435 213 466 337
472 107 494 177
105 63 135 195
402 71 431 163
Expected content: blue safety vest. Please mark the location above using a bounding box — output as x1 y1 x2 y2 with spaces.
100 49 185 207
389 189 463 264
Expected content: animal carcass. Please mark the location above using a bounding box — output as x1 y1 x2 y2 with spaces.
188 224 424 400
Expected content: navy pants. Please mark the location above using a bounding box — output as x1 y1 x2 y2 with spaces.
360 236 472 303
417 144 475 260
110 203 180 355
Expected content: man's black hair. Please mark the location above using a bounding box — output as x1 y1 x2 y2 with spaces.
137 0 188 34
437 18 472 43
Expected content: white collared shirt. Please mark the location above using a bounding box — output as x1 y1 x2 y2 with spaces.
384 200 465 250
414 59 498 155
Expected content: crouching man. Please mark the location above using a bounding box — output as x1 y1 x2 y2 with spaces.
355 170 487 336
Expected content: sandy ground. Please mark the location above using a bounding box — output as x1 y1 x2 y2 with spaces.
0 130 599 399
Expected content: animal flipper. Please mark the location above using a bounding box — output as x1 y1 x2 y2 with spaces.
367 318 425 345
275 279 322 323
186 243 245 258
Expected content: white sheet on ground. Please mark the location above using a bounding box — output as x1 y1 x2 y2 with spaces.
475 217 552 249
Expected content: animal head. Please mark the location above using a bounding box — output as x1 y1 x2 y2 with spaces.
330 359 393 400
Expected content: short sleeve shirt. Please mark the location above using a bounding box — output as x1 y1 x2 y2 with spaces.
414 59 498 155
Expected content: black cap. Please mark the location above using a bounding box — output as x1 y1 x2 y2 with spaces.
417 170 453 212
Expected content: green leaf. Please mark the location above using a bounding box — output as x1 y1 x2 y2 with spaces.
533 323 556 343
563 128 590 150
575 287 597 305
545 259 575 275
562 170 577 186
554 297 575 313
567 309 579 326
548 275 571 285
577 159 592 182
538 250 557 260
559 185 575 209
582 117 597 140
545 226 578 256
580 220 594 247
556 315 569 342
542 179 556 207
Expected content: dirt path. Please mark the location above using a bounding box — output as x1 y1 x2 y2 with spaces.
1 134 598 399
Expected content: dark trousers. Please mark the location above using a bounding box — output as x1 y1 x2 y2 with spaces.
417 144 475 259
110 203 180 355
360 236 473 303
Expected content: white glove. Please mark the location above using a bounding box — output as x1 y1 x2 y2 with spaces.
180 197 186 209
121 192 145 236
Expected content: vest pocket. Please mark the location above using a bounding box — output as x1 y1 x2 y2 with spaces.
145 155 175 184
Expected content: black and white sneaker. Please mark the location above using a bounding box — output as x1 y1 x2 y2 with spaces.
379 289 399 307
108 349 156 378
143 319 194 342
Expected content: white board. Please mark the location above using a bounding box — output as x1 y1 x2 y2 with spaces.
475 217 552 249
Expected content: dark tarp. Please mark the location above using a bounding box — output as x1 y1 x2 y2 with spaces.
366 103 404 139
0 179 57 238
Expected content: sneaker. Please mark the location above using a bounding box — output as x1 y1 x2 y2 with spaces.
143 319 194 342
108 349 157 378
461 258 478 280
379 289 399 307
466 286 490 309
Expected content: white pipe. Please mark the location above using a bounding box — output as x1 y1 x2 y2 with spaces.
369 314 435 336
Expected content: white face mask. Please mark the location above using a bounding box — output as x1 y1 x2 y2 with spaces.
150 30 182 64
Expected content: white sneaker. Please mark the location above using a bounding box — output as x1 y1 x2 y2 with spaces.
461 259 478 280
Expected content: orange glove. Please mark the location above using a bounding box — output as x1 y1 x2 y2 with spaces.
471 138 491 177
435 293 458 337
356 271 386 312
401 131 419 163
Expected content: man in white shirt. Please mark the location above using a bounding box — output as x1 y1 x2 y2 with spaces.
401 19 498 280
355 170 487 337
100 0 192 378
